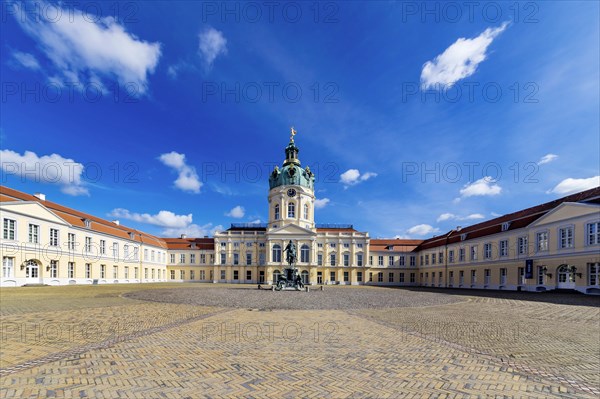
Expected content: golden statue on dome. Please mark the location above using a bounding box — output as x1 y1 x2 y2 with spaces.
290 126 297 142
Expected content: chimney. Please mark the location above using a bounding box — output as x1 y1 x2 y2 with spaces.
456 226 462 231
180 234 187 239
34 192 46 201
112 220 120 226
203 235 208 238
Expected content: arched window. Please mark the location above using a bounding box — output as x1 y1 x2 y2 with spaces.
303 204 309 220
301 270 309 284
274 204 280 220
288 202 295 218
301 244 310 263
272 244 282 262
25 260 39 278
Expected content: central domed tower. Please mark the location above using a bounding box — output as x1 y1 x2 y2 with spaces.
267 128 316 230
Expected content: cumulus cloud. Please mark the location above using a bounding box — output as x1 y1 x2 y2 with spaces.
407 224 440 236
421 22 509 89
0 149 88 195
340 169 377 187
10 1 161 95
11 51 41 70
158 151 202 193
162 223 223 237
547 176 600 195
314 198 330 209
225 205 245 218
459 177 502 198
199 27 227 69
537 154 558 165
436 213 485 222
108 208 192 228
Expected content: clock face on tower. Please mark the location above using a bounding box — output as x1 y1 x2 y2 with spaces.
287 188 297 197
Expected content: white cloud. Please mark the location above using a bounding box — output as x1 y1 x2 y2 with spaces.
162 223 223 238
225 205 245 218
436 213 485 222
0 149 88 195
10 1 161 95
11 51 41 70
407 224 440 236
421 22 509 89
548 176 600 195
340 169 377 187
314 198 330 209
459 177 502 198
158 151 202 194
248 219 262 224
537 154 558 165
108 208 192 228
199 27 227 69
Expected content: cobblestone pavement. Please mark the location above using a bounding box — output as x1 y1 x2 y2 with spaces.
1 284 598 398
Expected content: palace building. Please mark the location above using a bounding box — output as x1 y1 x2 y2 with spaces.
1 134 599 294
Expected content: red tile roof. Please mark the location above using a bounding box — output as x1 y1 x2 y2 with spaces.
162 237 215 250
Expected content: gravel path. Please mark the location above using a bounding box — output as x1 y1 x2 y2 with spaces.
123 285 466 310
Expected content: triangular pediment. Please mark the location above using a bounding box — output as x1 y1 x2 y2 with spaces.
267 223 317 237
0 201 71 226
529 202 600 228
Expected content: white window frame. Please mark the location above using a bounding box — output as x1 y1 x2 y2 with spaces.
3 219 16 240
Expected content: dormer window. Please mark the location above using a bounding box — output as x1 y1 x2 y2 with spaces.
84 219 91 228
128 232 135 239
191 243 197 249
501 222 511 232
460 233 467 241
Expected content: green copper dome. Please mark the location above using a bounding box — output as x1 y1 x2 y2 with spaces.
269 139 315 190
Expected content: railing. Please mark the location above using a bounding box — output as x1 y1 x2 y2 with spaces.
316 224 353 229
230 223 268 229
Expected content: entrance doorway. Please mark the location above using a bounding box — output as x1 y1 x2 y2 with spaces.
25 260 40 284
557 264 576 289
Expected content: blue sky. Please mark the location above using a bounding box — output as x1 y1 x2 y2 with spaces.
1 1 599 239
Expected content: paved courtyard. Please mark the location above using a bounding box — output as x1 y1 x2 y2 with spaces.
1 284 598 398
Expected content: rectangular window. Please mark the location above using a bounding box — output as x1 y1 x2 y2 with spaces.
145 249 149 261
399 256 405 266
124 266 129 279
449 271 454 286
518 236 528 255
49 228 59 246
330 271 336 283
484 243 492 259
113 265 118 279
200 270 206 280
536 232 548 252
499 240 508 257
144 268 149 279
49 260 58 278
459 248 465 262
246 253 252 265
180 270 185 280
220 253 226 265
28 224 39 243
100 265 106 278
420 255 424 265
537 266 544 285
151 250 155 262
246 270 252 280
344 271 349 282
357 243 363 248
388 272 394 283
589 263 600 286
86 263 91 278
484 269 491 285
317 253 323 266
459 270 464 286
190 270 195 280
388 256 394 266
220 242 226 248
439 252 443 264
470 246 478 261
378 272 383 282
133 247 139 260
68 233 76 250
431 253 436 264
98 240 105 255
200 254 206 264
189 254 196 264
378 255 384 266
221 270 226 280
85 237 92 252
233 270 239 280
68 262 75 279
330 243 336 248
180 254 185 264
170 254 175 264
448 250 455 263
587 223 600 245
343 253 349 267
471 269 477 285
410 256 416 267
559 227 574 249
369 272 373 282
3 219 16 240
233 253 239 265
357 271 363 282
170 270 175 280
500 268 507 285
330 253 336 266
343 243 350 248
410 273 415 283
124 245 130 259
518 267 525 285
399 273 405 283
356 253 363 267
